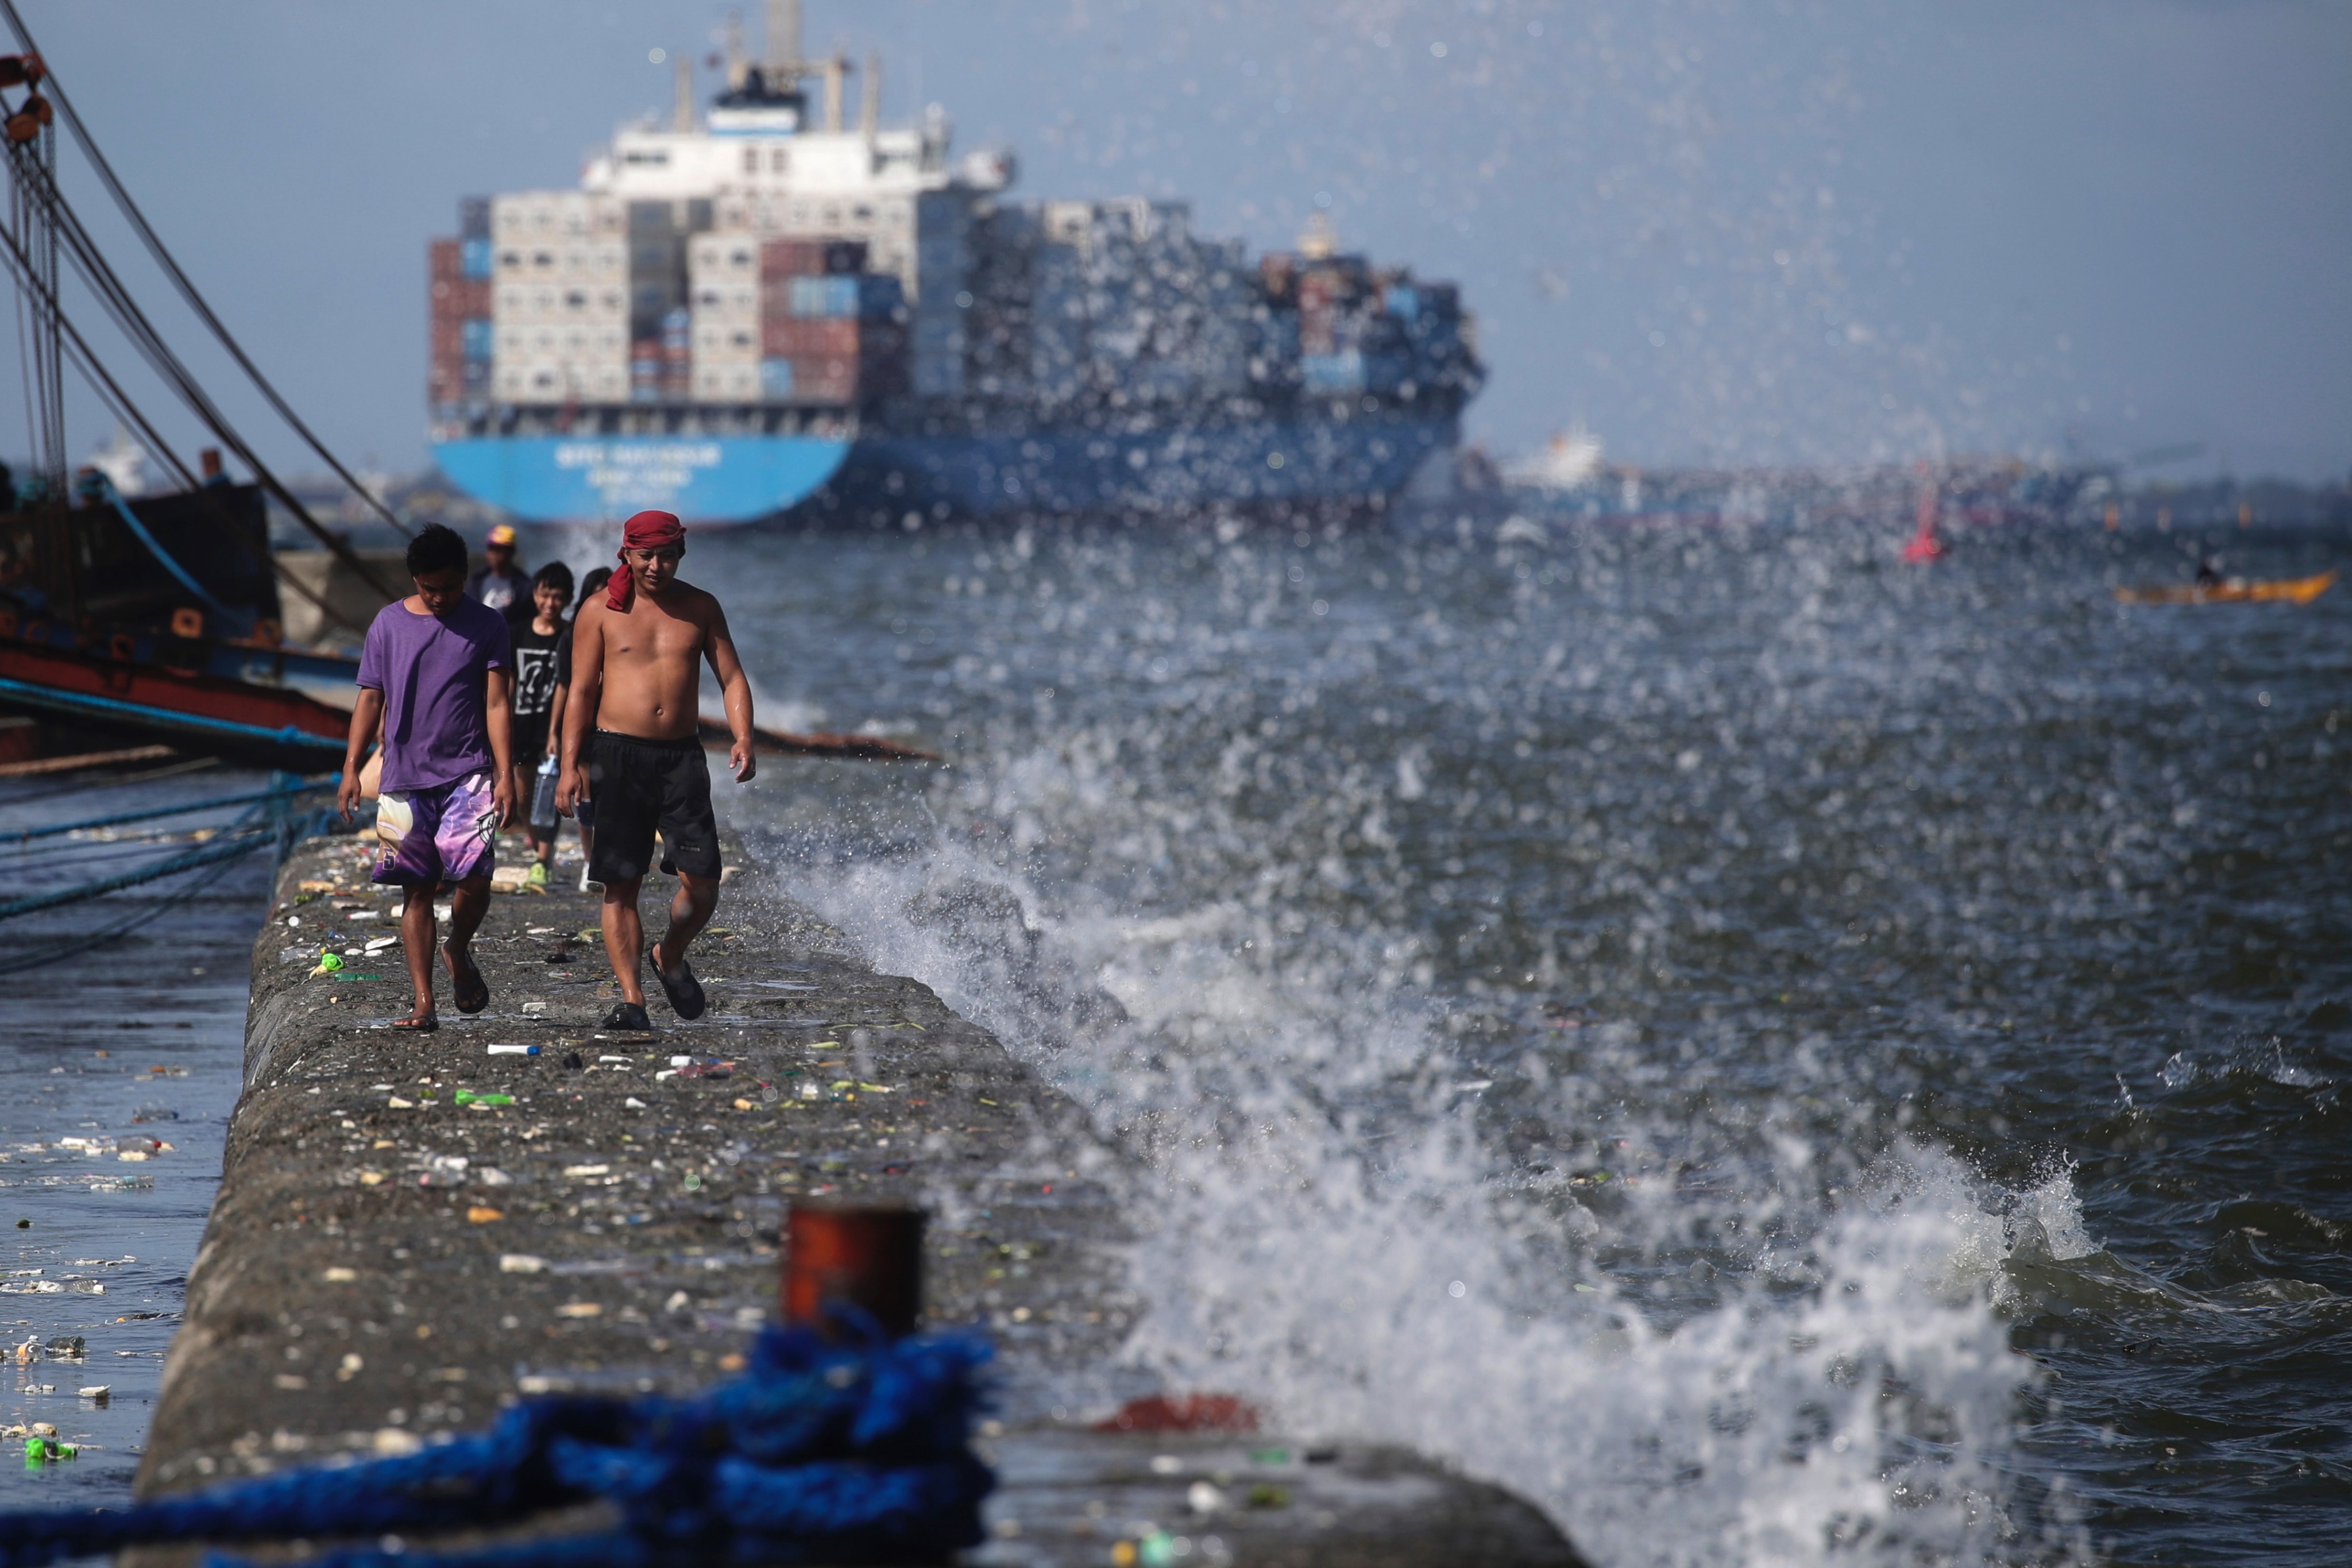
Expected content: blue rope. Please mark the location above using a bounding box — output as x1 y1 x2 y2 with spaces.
98 476 254 635
0 821 271 921
0 1324 993 1568
0 782 343 973
0 837 257 976
0 777 334 844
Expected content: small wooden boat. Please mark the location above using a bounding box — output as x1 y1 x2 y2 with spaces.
696 716 941 763
2114 569 2336 607
0 631 350 771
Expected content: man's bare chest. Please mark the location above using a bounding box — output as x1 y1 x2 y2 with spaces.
605 613 705 666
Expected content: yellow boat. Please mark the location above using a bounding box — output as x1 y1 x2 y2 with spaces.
2115 569 2337 607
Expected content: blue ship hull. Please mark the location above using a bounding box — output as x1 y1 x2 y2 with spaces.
430 432 852 527
836 412 1455 518
431 412 1455 527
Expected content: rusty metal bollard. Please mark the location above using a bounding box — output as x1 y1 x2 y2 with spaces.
783 1202 925 1340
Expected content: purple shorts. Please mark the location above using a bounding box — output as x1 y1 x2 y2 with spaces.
372 770 498 888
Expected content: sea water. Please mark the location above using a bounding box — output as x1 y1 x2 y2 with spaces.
711 508 2347 1566
8 507 2346 1566
0 764 269 1507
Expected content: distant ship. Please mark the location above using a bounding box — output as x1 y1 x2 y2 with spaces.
1500 425 1604 493
427 1 1482 526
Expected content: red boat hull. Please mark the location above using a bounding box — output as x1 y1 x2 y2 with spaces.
0 636 348 772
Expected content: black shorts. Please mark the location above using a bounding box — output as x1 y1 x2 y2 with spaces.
510 713 552 768
585 731 721 885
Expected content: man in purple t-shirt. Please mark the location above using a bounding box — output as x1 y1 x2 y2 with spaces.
337 524 515 1032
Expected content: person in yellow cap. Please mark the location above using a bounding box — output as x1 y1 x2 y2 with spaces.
466 523 530 616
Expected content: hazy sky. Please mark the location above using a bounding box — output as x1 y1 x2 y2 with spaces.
6 0 2347 483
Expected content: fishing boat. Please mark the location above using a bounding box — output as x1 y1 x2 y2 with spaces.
0 38 423 770
2113 570 2337 607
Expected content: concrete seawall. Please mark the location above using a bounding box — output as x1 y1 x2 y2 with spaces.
135 831 1586 1566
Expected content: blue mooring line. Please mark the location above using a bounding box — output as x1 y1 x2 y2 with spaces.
0 1323 994 1568
0 822 271 922
98 476 254 636
0 778 336 844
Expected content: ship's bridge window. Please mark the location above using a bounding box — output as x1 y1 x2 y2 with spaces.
623 150 670 166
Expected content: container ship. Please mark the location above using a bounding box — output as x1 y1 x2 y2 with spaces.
427 1 1482 526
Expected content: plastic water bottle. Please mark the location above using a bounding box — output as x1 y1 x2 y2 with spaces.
530 755 560 832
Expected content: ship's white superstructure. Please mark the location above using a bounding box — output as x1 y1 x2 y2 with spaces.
486 0 1008 407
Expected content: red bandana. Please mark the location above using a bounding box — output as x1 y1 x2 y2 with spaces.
608 510 685 610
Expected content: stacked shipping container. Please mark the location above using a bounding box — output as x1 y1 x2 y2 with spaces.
1260 248 1469 398
955 199 1251 411
431 188 1467 419
437 189 922 410
688 232 762 403
756 239 906 405
426 214 492 410
488 191 629 403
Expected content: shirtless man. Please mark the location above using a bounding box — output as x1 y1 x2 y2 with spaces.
556 510 755 1030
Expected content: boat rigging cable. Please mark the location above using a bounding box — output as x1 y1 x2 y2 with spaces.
0 0 412 543
0 202 374 637
0 129 408 608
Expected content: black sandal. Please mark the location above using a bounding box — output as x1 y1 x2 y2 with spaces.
601 1001 652 1032
446 945 490 1015
648 944 706 1021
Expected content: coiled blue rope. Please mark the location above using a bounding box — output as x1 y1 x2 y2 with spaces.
0 1323 992 1568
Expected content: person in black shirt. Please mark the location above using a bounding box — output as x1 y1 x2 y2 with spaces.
508 561 573 889
547 566 611 891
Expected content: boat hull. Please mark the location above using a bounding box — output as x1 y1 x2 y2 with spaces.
430 432 854 527
833 411 1458 518
2115 570 2338 607
429 411 1458 527
0 637 351 772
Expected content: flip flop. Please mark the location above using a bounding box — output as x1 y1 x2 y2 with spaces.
648 945 706 1021
391 1014 439 1033
602 1001 652 1032
447 946 490 1015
